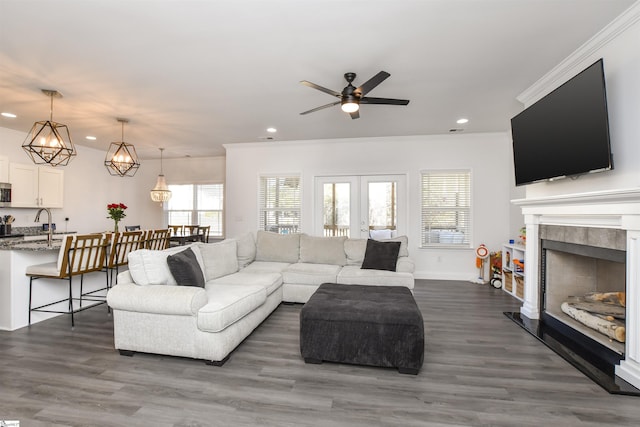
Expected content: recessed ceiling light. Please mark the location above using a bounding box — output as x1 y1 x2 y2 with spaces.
1 112 17 118
266 127 277 133
85 136 97 140
456 118 469 124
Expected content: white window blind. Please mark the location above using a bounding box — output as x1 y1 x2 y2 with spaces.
166 183 224 237
421 170 471 247
259 175 301 233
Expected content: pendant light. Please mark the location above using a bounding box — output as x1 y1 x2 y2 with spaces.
104 118 140 177
150 148 172 202
22 89 76 167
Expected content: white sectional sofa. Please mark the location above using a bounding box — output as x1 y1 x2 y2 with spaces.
107 231 415 365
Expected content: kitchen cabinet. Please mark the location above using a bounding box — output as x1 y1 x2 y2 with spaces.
9 163 64 208
0 155 8 182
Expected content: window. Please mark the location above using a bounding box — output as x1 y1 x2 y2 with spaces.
421 170 471 247
166 183 224 237
259 175 301 234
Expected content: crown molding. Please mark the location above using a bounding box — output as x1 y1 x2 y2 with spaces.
517 1 640 106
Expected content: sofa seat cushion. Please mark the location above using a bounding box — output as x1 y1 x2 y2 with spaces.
337 265 414 289
241 261 291 274
209 271 282 296
197 285 267 333
282 263 342 286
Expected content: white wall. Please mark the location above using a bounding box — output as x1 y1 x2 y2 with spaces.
225 132 515 280
0 126 225 233
518 3 640 199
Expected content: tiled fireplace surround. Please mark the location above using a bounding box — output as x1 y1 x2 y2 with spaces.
515 188 640 390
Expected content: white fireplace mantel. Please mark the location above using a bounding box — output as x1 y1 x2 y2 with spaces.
512 187 640 389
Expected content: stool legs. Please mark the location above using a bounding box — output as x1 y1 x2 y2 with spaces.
28 277 33 326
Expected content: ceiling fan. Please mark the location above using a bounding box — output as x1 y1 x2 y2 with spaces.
300 71 410 119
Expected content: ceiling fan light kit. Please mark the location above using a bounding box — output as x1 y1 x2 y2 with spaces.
22 89 77 167
300 71 409 119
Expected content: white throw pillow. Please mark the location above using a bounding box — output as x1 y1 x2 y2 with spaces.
197 239 239 281
369 229 393 240
380 235 409 257
344 235 409 265
344 238 367 266
128 245 193 286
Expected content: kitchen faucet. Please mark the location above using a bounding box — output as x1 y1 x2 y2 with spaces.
34 207 53 247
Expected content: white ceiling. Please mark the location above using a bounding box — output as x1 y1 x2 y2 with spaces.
0 0 635 160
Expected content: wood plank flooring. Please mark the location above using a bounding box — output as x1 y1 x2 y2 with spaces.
2 279 640 426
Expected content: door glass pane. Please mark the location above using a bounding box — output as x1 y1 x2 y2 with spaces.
323 182 350 237
368 181 396 235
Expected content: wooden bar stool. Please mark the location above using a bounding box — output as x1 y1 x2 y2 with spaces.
26 234 109 328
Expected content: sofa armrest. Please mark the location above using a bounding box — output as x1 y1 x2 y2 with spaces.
107 282 208 316
396 257 415 273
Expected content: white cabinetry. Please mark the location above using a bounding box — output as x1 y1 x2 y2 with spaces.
0 155 8 182
9 163 64 208
502 243 525 300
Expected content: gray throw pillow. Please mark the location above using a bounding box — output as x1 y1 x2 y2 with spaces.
361 239 401 272
167 247 205 287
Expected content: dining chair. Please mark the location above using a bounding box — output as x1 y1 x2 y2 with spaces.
197 225 211 243
168 225 184 236
184 225 199 235
145 229 171 250
26 233 110 328
106 230 146 285
125 225 141 231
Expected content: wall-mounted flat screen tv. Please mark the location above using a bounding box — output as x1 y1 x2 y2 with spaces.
511 58 613 186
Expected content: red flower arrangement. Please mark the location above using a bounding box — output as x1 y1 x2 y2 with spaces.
107 203 127 233
107 203 128 221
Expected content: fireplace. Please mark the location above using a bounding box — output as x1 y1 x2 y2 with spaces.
510 189 640 395
541 231 626 355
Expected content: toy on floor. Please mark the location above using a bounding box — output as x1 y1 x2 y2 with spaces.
472 244 489 284
489 251 502 289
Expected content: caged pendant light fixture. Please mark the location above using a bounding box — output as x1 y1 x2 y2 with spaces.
150 148 172 202
22 89 76 166
104 118 140 177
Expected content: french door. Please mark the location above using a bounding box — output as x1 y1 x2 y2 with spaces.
314 175 406 239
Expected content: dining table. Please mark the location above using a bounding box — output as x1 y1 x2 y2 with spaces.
169 232 205 246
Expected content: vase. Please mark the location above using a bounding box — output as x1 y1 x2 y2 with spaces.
114 221 119 234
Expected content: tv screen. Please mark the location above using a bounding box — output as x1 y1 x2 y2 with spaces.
511 59 613 186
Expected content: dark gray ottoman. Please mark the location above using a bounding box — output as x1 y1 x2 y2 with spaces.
300 283 424 374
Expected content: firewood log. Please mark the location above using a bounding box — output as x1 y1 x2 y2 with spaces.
561 302 625 342
565 296 626 319
583 291 625 307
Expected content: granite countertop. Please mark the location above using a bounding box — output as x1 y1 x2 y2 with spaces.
0 237 63 251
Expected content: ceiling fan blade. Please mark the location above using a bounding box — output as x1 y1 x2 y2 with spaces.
360 97 410 105
300 101 341 115
355 71 390 96
349 110 360 120
300 80 341 97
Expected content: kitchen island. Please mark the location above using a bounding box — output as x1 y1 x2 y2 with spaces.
0 235 109 331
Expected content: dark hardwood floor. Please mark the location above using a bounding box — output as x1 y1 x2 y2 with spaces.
2 279 639 426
